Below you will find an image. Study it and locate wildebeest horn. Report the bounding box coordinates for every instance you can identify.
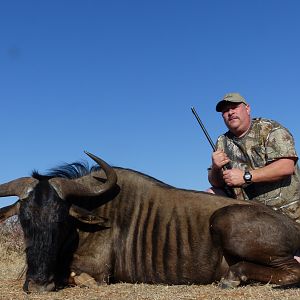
[0,201,21,222]
[49,151,117,199]
[0,177,38,199]
[0,177,38,222]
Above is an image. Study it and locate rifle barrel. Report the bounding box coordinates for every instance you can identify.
[191,106,236,198]
[191,107,216,151]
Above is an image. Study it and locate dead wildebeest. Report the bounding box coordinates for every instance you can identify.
[1,151,300,292]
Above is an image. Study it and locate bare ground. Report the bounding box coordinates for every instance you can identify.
[0,219,300,300]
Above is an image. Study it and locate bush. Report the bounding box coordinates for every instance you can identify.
[0,216,24,256]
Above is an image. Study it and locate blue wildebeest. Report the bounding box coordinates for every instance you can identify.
[1,152,300,292]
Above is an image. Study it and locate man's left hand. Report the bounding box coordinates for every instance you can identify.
[222,168,245,187]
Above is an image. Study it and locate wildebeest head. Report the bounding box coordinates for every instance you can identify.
[0,151,117,292]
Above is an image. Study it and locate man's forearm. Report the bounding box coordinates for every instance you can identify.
[251,158,296,183]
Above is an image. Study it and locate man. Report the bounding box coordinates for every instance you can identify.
[208,92,300,222]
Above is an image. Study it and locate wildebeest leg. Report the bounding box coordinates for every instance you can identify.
[71,230,115,284]
[210,204,300,288]
[71,253,113,284]
[220,260,300,288]
[69,272,98,288]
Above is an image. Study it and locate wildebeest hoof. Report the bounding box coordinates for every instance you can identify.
[73,272,98,288]
[219,278,240,289]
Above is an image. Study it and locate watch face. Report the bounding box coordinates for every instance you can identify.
[244,171,252,183]
[245,173,251,180]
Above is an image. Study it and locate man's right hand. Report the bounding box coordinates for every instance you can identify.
[212,150,231,170]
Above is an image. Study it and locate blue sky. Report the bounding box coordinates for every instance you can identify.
[1,0,300,207]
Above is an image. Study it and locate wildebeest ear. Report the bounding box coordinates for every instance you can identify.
[69,204,110,227]
[0,201,20,223]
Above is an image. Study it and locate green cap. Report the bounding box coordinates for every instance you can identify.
[216,93,248,112]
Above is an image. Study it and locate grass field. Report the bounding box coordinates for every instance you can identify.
[0,218,299,300]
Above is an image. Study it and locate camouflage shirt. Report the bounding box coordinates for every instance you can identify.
[216,118,300,222]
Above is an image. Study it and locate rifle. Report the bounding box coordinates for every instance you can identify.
[191,106,236,199]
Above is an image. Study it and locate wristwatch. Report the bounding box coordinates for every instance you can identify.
[243,170,252,184]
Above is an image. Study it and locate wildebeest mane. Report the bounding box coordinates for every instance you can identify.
[32,161,175,190]
[32,161,101,180]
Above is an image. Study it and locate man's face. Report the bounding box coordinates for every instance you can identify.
[221,102,251,137]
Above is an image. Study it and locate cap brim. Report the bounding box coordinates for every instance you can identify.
[216,100,245,112]
[216,100,226,112]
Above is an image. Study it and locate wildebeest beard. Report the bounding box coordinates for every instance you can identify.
[19,180,79,292]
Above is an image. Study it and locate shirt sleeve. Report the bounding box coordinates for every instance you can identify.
[215,136,225,151]
[265,127,298,163]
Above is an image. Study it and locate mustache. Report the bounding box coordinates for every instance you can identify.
[228,116,239,121]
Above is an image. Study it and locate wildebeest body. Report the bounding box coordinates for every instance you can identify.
[1,152,300,292]
[72,168,236,285]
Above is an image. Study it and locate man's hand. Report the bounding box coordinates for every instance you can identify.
[209,149,244,189]
[212,150,230,169]
[222,168,245,187]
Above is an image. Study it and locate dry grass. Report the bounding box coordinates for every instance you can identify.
[0,219,300,300]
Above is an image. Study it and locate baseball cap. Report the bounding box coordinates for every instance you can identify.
[216,93,248,112]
